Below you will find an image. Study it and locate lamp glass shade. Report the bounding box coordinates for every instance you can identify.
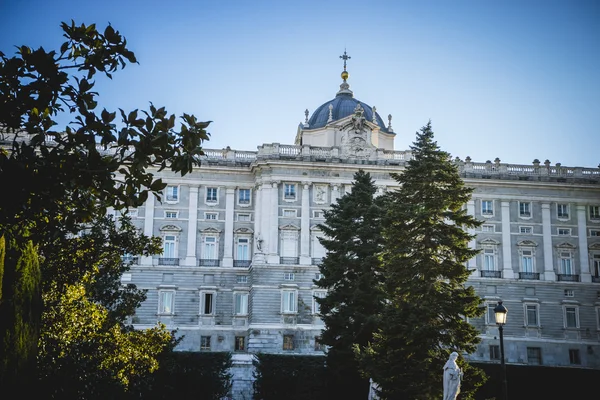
[494,301,508,325]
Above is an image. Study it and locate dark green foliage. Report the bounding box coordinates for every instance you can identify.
[0,233,41,396]
[253,354,329,400]
[132,351,232,400]
[358,122,486,399]
[315,169,386,399]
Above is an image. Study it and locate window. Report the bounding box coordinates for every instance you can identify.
[205,187,218,203]
[165,211,178,219]
[590,229,600,237]
[280,230,299,259]
[205,212,218,220]
[525,304,539,327]
[486,303,497,324]
[519,202,532,218]
[235,336,246,352]
[564,306,579,328]
[593,255,600,278]
[520,226,533,234]
[283,334,294,350]
[203,236,217,260]
[564,289,575,297]
[200,336,211,351]
[124,208,138,218]
[315,273,324,281]
[236,275,248,284]
[284,272,295,281]
[313,210,325,219]
[569,349,581,365]
[234,292,249,315]
[557,228,571,236]
[481,200,494,216]
[166,185,178,202]
[281,290,297,313]
[527,347,542,365]
[313,291,326,314]
[559,252,573,275]
[482,225,495,233]
[158,290,174,314]
[283,209,297,218]
[489,345,500,360]
[163,235,176,258]
[236,237,250,261]
[557,204,569,219]
[238,188,251,205]
[284,183,296,200]
[590,205,600,220]
[237,213,251,222]
[483,248,496,271]
[315,336,325,351]
[201,292,215,315]
[521,249,534,273]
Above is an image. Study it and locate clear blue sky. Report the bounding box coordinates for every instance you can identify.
[1,0,599,167]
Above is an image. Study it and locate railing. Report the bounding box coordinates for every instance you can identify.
[233,260,251,268]
[311,258,323,266]
[592,276,600,283]
[481,270,502,278]
[199,259,220,267]
[121,256,139,265]
[280,257,299,265]
[158,258,179,266]
[557,274,580,282]
[519,272,540,280]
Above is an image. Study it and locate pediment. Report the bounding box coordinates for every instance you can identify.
[555,242,576,249]
[200,227,222,233]
[159,224,182,232]
[589,242,600,250]
[517,240,538,247]
[479,238,500,245]
[234,227,254,234]
[279,224,300,231]
[310,224,324,231]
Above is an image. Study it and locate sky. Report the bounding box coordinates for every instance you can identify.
[1,0,599,168]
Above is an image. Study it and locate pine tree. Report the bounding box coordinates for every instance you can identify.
[358,122,486,399]
[316,169,386,399]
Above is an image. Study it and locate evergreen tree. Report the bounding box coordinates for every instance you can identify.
[357,122,486,399]
[316,169,386,399]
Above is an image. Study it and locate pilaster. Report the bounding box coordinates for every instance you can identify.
[300,182,311,265]
[183,186,199,266]
[501,201,514,279]
[268,181,280,264]
[577,205,591,282]
[222,187,235,267]
[466,200,477,270]
[541,203,556,281]
[141,193,155,265]
[330,184,340,205]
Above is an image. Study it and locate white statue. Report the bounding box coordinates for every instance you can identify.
[255,233,264,252]
[368,378,380,400]
[443,352,463,400]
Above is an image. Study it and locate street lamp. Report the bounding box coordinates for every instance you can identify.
[494,301,508,400]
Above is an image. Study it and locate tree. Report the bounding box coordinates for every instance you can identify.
[315,169,386,399]
[37,215,177,399]
[357,121,486,399]
[0,20,211,390]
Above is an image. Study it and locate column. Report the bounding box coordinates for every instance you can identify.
[541,203,556,281]
[500,201,514,279]
[577,205,591,282]
[183,186,199,266]
[268,181,280,264]
[300,182,311,265]
[466,200,477,270]
[141,193,155,265]
[222,187,235,267]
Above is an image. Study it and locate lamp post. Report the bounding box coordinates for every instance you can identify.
[494,301,508,400]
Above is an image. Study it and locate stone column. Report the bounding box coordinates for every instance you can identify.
[268,181,280,264]
[222,187,235,267]
[141,193,155,265]
[300,182,311,265]
[500,201,514,279]
[577,205,591,282]
[466,200,477,270]
[541,203,556,281]
[183,186,199,266]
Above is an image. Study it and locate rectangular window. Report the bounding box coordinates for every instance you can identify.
[557,204,569,219]
[205,212,218,220]
[165,211,178,219]
[590,206,600,220]
[238,188,251,205]
[203,237,217,259]
[237,213,251,222]
[565,306,579,328]
[313,210,325,219]
[560,252,573,275]
[163,235,176,258]
[315,272,324,281]
[235,336,246,352]
[521,250,533,273]
[284,272,295,281]
[564,289,575,297]
[236,238,250,261]
[486,303,496,324]
[593,255,600,277]
[489,345,500,360]
[313,291,326,314]
[206,187,218,203]
[200,336,211,351]
[525,304,539,327]
[481,200,494,216]
[569,349,581,365]
[590,230,600,237]
[284,183,296,200]
[281,290,297,313]
[236,275,248,284]
[482,225,495,232]
[201,292,215,315]
[283,334,294,350]
[520,226,533,234]
[483,248,495,271]
[557,228,571,236]
[125,209,138,218]
[283,209,297,218]
[234,293,249,315]
[519,202,532,218]
[166,185,178,202]
[527,347,542,365]
[159,290,174,314]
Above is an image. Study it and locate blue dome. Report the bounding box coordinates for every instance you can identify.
[307,93,392,133]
